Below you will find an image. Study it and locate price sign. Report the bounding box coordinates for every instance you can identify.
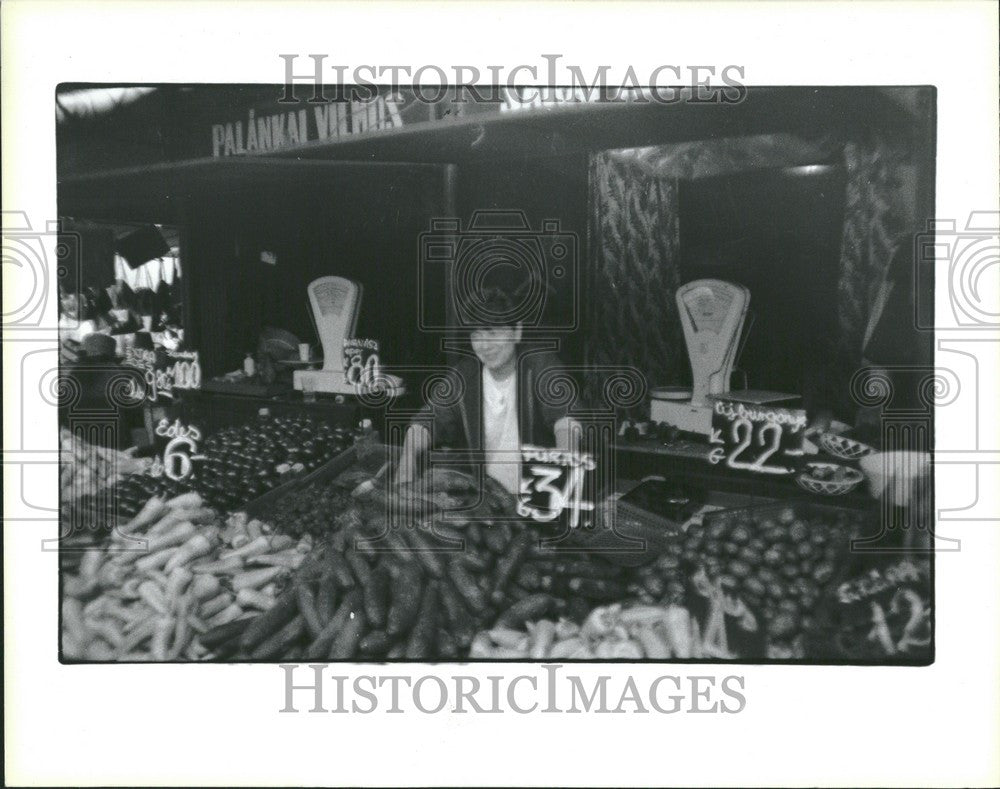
[124,348,201,403]
[343,338,380,388]
[517,446,597,529]
[829,558,931,657]
[149,418,205,482]
[708,399,807,474]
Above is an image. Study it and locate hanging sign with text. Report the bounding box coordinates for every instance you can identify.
[708,398,807,475]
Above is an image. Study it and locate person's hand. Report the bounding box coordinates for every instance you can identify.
[554,417,582,453]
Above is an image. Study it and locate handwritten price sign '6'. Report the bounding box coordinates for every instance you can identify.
[150,418,205,482]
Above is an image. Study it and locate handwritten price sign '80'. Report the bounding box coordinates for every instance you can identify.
[708,399,807,475]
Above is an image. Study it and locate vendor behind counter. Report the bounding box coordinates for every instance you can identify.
[59,333,146,450]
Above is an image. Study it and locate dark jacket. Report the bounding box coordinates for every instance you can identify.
[420,346,571,452]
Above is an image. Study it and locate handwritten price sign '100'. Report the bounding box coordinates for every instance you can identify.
[125,349,201,403]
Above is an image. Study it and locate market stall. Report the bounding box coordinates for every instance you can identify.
[57,85,935,664]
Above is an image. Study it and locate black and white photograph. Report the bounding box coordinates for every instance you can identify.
[4,1,998,786]
[54,83,937,665]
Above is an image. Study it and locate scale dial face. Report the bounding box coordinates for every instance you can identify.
[681,284,735,335]
[314,279,354,318]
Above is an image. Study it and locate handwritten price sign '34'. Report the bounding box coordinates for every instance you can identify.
[517,446,596,529]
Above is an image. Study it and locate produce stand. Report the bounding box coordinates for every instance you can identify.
[57,85,934,665]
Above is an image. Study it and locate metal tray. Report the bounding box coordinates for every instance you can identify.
[242,435,390,518]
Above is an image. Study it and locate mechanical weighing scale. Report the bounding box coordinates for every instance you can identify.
[651,279,797,436]
[293,276,405,397]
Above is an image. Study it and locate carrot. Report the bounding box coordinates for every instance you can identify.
[167,597,192,659]
[232,566,286,592]
[164,533,215,573]
[200,591,234,619]
[206,603,244,628]
[247,551,306,570]
[189,574,221,601]
[186,614,209,634]
[85,618,124,650]
[121,495,166,533]
[296,535,314,554]
[115,615,159,657]
[97,561,130,589]
[237,588,276,611]
[268,534,295,552]
[135,547,176,574]
[79,549,105,582]
[529,620,556,660]
[137,580,168,614]
[165,567,194,604]
[218,535,271,562]
[166,491,203,510]
[191,556,243,575]
[145,521,197,554]
[150,616,175,660]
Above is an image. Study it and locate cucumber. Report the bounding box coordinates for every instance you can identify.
[448,559,488,613]
[251,615,305,660]
[386,564,423,636]
[363,565,391,629]
[404,582,440,659]
[328,609,367,660]
[237,588,298,651]
[496,594,557,629]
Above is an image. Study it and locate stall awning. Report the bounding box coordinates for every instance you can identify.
[57,157,445,224]
[57,86,917,224]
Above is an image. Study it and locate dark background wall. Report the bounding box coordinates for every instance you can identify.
[182,164,451,379]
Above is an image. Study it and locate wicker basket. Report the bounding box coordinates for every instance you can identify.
[796,463,864,496]
[819,432,875,461]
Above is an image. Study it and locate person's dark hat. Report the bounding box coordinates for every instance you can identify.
[132,332,154,351]
[82,333,117,360]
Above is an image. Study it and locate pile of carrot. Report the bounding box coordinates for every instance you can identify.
[470,602,705,660]
[59,428,148,502]
[61,493,311,661]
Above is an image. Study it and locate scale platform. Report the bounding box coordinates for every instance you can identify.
[650,280,798,436]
